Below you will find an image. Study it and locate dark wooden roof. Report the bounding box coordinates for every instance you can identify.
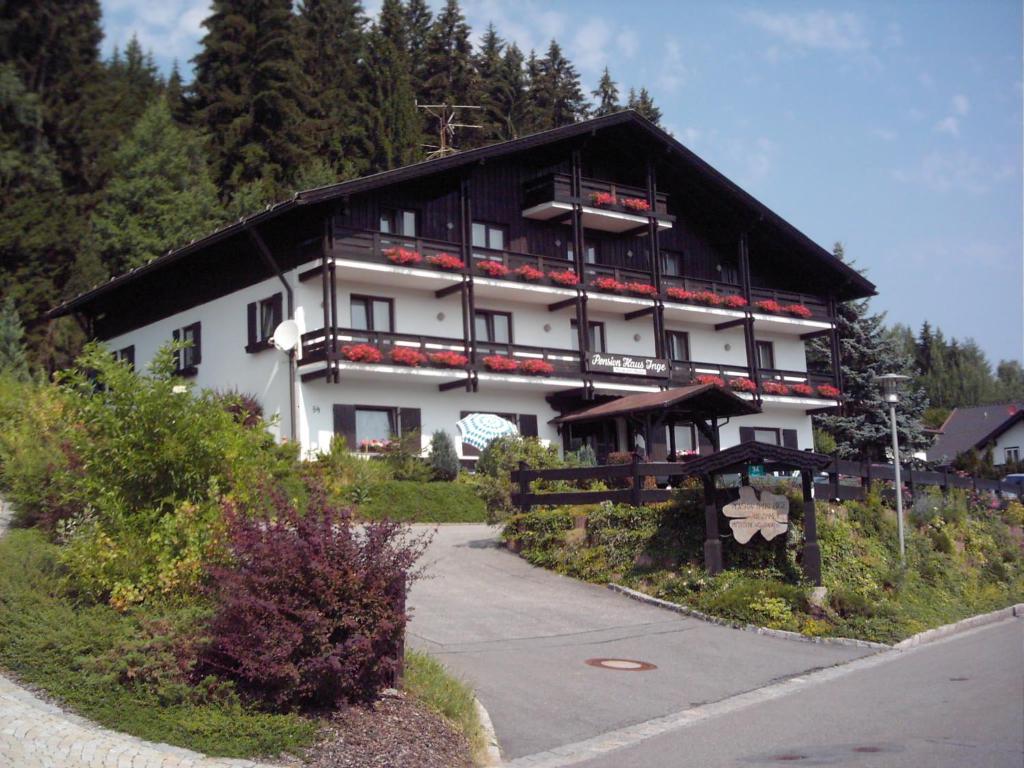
[551,383,759,425]
[48,110,876,320]
[926,403,1024,464]
[682,441,832,476]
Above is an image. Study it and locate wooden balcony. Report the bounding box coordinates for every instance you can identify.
[522,173,673,234]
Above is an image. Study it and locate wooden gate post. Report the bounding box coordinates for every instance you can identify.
[517,460,531,512]
[800,470,822,586]
[630,451,642,506]
[702,475,723,575]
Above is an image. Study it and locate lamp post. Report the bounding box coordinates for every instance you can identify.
[875,373,910,562]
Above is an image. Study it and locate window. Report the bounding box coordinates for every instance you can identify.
[472,221,507,251]
[1006,447,1020,464]
[667,424,696,454]
[666,331,690,362]
[246,293,283,352]
[350,295,393,332]
[756,340,776,370]
[753,427,781,445]
[661,251,683,277]
[570,320,606,353]
[355,407,395,446]
[567,240,598,264]
[334,404,421,451]
[113,345,135,369]
[380,208,417,236]
[474,310,512,344]
[172,322,201,374]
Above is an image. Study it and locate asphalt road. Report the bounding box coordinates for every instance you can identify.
[405,524,876,761]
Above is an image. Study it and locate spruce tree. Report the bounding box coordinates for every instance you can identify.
[404,0,434,95]
[191,0,313,197]
[0,294,31,381]
[429,429,460,480]
[165,61,189,124]
[421,0,481,148]
[91,100,224,275]
[592,67,621,117]
[627,86,662,126]
[530,41,589,130]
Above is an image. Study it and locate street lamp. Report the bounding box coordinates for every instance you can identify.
[875,373,910,562]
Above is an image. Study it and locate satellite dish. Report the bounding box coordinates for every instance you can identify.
[271,319,300,352]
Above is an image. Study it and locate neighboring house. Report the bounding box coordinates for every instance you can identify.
[927,403,1024,468]
[48,111,875,462]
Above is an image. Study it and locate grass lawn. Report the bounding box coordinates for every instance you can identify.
[404,650,486,759]
[356,480,487,523]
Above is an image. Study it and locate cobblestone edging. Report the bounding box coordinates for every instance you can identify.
[0,501,284,768]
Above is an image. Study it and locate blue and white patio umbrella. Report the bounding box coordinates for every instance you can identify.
[456,413,519,451]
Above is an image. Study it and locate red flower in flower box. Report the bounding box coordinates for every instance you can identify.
[520,359,555,376]
[755,299,783,314]
[722,295,748,309]
[728,377,757,392]
[696,374,725,388]
[783,303,813,319]
[591,276,625,292]
[666,287,695,302]
[476,260,510,278]
[383,246,423,266]
[547,269,580,286]
[515,265,545,281]
[817,384,841,398]
[340,343,383,363]
[590,191,618,208]
[790,383,815,397]
[762,381,791,396]
[429,350,469,368]
[483,355,519,373]
[621,197,652,212]
[427,253,465,271]
[390,347,428,367]
[691,290,724,306]
[623,282,658,297]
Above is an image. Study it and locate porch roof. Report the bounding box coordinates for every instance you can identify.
[681,440,832,476]
[551,383,759,425]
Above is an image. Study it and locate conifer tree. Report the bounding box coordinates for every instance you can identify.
[191,0,313,197]
[530,41,589,130]
[592,67,621,117]
[91,100,224,275]
[421,0,481,147]
[165,61,189,124]
[404,0,434,95]
[627,86,662,126]
[0,294,31,381]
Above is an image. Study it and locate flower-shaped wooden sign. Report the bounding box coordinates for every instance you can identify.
[722,486,789,544]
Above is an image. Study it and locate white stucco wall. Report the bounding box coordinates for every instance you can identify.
[994,421,1024,465]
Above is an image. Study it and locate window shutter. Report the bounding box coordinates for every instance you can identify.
[782,429,799,449]
[271,293,284,328]
[739,427,756,443]
[398,407,421,438]
[333,405,356,449]
[124,346,135,369]
[518,414,538,437]
[192,323,202,365]
[648,424,668,461]
[247,302,257,348]
[172,329,181,370]
[697,429,714,455]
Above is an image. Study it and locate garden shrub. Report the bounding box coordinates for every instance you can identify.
[198,485,428,710]
[428,430,461,481]
[473,435,568,521]
[355,480,487,522]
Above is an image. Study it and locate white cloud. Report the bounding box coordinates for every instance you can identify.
[657,39,689,92]
[739,9,870,52]
[571,19,614,73]
[870,128,898,142]
[934,116,960,137]
[891,150,1010,196]
[101,0,211,68]
[952,93,970,116]
[933,94,971,137]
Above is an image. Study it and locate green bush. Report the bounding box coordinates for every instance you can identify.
[356,480,487,522]
[429,430,461,481]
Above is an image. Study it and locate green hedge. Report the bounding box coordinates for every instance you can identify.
[356,480,487,523]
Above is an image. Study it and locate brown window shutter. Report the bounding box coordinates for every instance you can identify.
[247,302,257,347]
[124,346,135,369]
[518,414,538,437]
[398,407,421,438]
[189,322,202,365]
[333,405,356,449]
[739,427,755,443]
[271,293,284,327]
[782,429,799,449]
[648,424,668,461]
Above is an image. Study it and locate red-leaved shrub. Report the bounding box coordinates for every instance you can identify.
[199,486,428,710]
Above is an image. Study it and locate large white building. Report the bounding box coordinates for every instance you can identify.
[51,113,874,462]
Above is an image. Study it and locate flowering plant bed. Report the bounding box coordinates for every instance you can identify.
[428,350,469,368]
[817,384,841,398]
[696,374,725,388]
[390,347,428,367]
[591,276,625,292]
[622,282,658,297]
[721,295,749,309]
[761,381,791,396]
[784,303,813,319]
[666,287,747,309]
[547,269,581,287]
[728,377,757,393]
[427,253,465,271]
[589,191,618,208]
[790,383,815,397]
[482,355,520,373]
[383,247,423,266]
[359,438,392,452]
[754,299,783,314]
[519,359,555,376]
[515,265,545,281]
[621,197,651,212]
[476,260,510,278]
[340,343,383,363]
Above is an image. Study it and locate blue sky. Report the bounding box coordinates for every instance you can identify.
[100,0,1024,365]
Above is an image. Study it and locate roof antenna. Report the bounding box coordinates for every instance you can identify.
[417,102,482,160]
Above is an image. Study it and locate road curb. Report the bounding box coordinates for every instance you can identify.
[474,696,502,766]
[893,603,1024,649]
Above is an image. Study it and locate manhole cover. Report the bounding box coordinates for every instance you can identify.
[948,676,970,682]
[584,658,657,671]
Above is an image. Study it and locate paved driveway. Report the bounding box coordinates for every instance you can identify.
[406,524,876,762]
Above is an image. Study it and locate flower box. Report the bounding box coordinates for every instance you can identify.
[623,281,658,297]
[621,197,651,213]
[817,384,841,398]
[476,260,510,278]
[589,191,618,208]
[483,355,519,373]
[390,347,427,367]
[728,377,757,393]
[696,374,725,388]
[790,383,815,397]
[515,265,545,282]
[520,359,555,376]
[591,276,625,292]
[429,350,468,368]
[784,303,813,319]
[340,343,383,363]
[721,295,748,309]
[547,269,581,287]
[754,299,783,314]
[359,438,391,452]
[384,246,423,266]
[762,381,791,396]
[427,253,465,271]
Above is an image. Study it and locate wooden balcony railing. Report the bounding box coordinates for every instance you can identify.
[750,287,830,321]
[331,226,468,273]
[583,262,654,288]
[523,173,669,215]
[301,327,468,366]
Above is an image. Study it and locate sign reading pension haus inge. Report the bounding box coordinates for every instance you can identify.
[722,486,789,544]
[586,352,669,378]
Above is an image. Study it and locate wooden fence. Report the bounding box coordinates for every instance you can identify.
[511,454,1024,510]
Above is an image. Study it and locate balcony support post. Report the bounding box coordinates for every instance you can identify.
[570,149,585,279]
[459,173,478,376]
[576,293,589,374]
[828,295,843,395]
[321,216,331,362]
[647,159,664,359]
[328,251,339,383]
[654,301,666,360]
